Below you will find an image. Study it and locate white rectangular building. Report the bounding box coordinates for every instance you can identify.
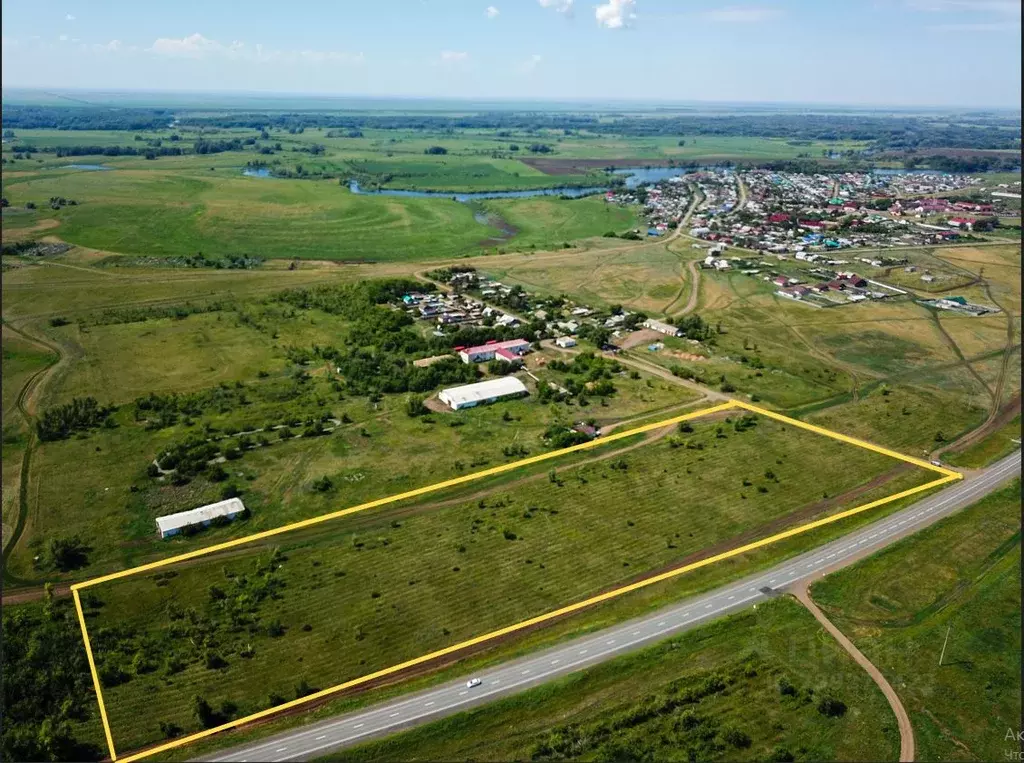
[642,318,681,337]
[554,336,577,348]
[156,497,247,539]
[438,377,528,410]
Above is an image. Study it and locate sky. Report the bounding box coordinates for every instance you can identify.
[1,0,1021,108]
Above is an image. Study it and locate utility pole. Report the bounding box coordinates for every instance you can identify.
[938,625,951,666]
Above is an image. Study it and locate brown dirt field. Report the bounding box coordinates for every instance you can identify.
[423,395,455,414]
[521,157,679,176]
[619,328,664,350]
[666,350,707,362]
[1,218,60,242]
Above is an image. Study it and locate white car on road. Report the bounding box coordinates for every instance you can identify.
[466,678,482,689]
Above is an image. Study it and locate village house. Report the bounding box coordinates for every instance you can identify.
[458,339,531,364]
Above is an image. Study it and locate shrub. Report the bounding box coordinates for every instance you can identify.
[47,536,90,572]
[723,727,751,748]
[312,475,334,493]
[158,721,181,739]
[817,694,847,718]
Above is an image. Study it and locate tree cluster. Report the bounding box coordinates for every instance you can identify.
[36,397,117,441]
[2,597,103,761]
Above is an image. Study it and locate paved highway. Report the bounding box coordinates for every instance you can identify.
[208,451,1020,763]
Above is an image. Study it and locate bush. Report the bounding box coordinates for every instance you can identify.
[47,536,90,572]
[817,694,847,717]
[722,727,751,748]
[405,395,428,417]
[312,475,334,493]
[158,720,182,739]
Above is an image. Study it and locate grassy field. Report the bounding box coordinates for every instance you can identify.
[329,597,898,763]
[6,296,698,581]
[480,239,685,313]
[84,413,928,751]
[945,415,1021,468]
[1,326,56,428]
[812,480,1021,762]
[2,121,1020,763]
[1,168,643,262]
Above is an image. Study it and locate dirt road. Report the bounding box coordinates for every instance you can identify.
[792,582,915,763]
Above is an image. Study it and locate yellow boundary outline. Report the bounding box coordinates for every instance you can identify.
[70,401,961,761]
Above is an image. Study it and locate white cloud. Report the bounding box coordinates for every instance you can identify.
[59,34,69,42]
[539,0,574,15]
[486,5,500,18]
[65,13,76,21]
[595,0,636,28]
[703,6,781,22]
[149,33,242,57]
[518,53,543,72]
[440,50,469,63]
[146,33,362,65]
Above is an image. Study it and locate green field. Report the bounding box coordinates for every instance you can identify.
[1,168,640,262]
[812,480,1021,762]
[330,597,899,763]
[2,105,1021,763]
[319,478,1022,763]
[85,413,929,751]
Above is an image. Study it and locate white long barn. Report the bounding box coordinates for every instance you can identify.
[438,377,528,410]
[156,497,247,538]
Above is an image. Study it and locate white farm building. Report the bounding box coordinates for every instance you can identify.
[438,377,528,411]
[156,497,247,539]
[642,318,681,337]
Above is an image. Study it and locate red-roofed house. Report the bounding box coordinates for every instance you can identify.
[459,339,531,364]
[494,347,523,365]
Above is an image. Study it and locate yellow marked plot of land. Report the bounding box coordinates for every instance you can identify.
[71,401,960,761]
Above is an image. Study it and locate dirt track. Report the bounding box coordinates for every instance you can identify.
[792,583,915,762]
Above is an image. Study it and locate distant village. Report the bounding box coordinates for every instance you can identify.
[605,168,1014,311]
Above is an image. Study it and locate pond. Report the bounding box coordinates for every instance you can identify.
[63,164,111,171]
[242,167,272,178]
[612,167,694,187]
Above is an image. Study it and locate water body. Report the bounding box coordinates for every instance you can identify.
[242,167,272,177]
[63,164,111,171]
[346,180,607,202]
[612,166,694,186]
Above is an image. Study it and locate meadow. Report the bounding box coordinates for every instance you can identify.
[2,111,1020,763]
[331,597,898,763]
[480,239,686,313]
[84,413,929,752]
[812,479,1021,762]
[5,269,706,581]
[1,168,641,262]
[321,479,1022,763]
